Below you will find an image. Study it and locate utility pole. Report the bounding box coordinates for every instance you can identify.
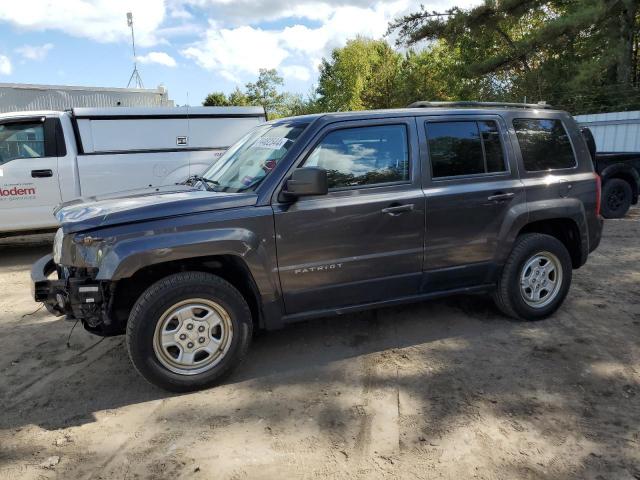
[126,12,144,89]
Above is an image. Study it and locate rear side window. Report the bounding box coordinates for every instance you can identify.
[513,118,576,171]
[304,124,409,189]
[425,120,506,178]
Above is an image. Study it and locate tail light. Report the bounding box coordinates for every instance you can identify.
[595,174,602,217]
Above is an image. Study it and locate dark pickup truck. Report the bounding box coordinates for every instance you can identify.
[32,102,603,392]
[580,127,639,218]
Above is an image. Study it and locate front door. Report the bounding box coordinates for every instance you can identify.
[273,119,425,314]
[0,118,62,232]
[417,114,526,290]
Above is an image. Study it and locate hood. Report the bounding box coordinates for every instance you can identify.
[56,185,258,233]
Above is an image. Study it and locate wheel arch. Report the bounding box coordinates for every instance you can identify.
[517,217,583,268]
[112,254,265,332]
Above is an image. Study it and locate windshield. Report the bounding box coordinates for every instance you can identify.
[200,122,307,192]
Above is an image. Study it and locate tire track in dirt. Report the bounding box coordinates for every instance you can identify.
[351,311,401,474]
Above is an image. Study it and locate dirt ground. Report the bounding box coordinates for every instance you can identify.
[0,209,639,480]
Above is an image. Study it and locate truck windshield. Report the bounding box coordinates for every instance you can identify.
[201,122,307,192]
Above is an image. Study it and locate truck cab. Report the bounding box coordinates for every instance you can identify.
[31,103,603,392]
[0,107,266,234]
[0,111,67,232]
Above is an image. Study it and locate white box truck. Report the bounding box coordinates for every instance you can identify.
[0,106,266,234]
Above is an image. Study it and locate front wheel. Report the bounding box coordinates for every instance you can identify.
[126,272,252,392]
[493,233,572,321]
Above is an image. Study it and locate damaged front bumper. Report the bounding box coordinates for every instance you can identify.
[31,254,118,336]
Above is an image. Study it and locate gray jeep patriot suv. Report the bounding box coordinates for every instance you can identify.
[32,102,603,391]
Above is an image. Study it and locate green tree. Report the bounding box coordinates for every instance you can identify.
[245,68,285,115]
[228,87,249,106]
[202,91,230,106]
[390,0,640,113]
[202,70,319,118]
[316,37,404,111]
[397,42,495,106]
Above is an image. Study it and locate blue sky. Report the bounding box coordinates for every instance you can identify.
[0,1,476,106]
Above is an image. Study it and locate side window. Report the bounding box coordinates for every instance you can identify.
[513,118,576,171]
[426,120,506,178]
[304,124,409,189]
[0,122,45,165]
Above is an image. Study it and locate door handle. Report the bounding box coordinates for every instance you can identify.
[487,192,515,202]
[31,169,53,178]
[381,204,414,215]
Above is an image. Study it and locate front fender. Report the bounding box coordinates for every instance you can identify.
[96,227,277,300]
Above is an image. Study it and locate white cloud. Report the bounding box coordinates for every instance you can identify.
[0,0,166,47]
[15,43,53,61]
[181,1,414,81]
[0,0,483,85]
[0,55,12,75]
[182,24,289,80]
[178,0,482,25]
[282,65,311,82]
[168,5,194,20]
[137,51,178,67]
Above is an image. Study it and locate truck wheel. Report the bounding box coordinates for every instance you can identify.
[601,178,632,218]
[493,233,572,321]
[126,272,252,392]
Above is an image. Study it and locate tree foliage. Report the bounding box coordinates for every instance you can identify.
[245,69,285,114]
[203,91,231,107]
[316,37,403,111]
[203,69,317,118]
[390,0,640,113]
[204,2,640,116]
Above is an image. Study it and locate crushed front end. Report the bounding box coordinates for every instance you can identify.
[30,229,121,336]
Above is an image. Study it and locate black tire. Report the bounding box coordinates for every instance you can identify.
[493,233,572,321]
[601,178,632,219]
[126,272,252,392]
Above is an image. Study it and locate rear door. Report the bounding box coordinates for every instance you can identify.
[0,117,63,232]
[417,114,525,290]
[273,118,425,314]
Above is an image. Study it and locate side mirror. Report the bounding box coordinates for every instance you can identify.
[282,167,328,198]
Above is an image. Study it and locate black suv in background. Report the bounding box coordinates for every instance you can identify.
[32,102,603,391]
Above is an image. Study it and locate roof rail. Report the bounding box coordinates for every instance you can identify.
[407,101,554,110]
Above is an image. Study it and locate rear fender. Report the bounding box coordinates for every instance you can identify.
[495,201,529,264]
[521,199,588,264]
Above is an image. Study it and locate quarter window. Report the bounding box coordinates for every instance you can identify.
[0,122,45,165]
[304,125,409,189]
[426,120,506,178]
[513,118,576,171]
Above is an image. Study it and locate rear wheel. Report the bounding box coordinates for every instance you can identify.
[601,178,632,218]
[126,272,252,392]
[493,233,572,321]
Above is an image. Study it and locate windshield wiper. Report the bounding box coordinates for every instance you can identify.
[180,175,220,191]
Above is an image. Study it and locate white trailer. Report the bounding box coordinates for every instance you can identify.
[0,106,266,234]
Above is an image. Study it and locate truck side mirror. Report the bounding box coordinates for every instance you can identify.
[282,167,328,199]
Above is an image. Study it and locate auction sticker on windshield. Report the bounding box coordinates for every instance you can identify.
[254,137,288,150]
